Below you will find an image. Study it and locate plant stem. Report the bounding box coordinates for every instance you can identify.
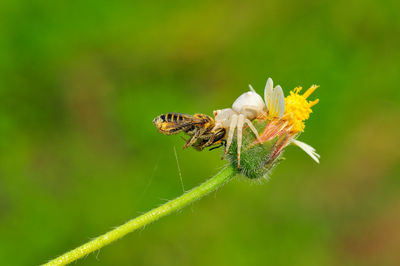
[44,165,236,266]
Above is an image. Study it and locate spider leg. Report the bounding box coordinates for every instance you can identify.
[224,114,238,156]
[236,114,245,168]
[244,118,260,139]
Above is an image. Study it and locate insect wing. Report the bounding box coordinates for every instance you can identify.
[153,113,194,135]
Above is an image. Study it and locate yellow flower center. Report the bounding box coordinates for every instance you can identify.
[284,85,319,133]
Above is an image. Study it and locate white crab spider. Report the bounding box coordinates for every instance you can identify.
[213,78,285,167]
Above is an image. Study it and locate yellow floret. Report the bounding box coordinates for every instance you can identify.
[284,85,319,133]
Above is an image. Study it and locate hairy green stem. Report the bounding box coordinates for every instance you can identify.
[44,166,236,266]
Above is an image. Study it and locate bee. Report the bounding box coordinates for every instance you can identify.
[191,127,226,151]
[153,112,226,150]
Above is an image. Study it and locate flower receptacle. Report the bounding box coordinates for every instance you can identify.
[226,120,285,179]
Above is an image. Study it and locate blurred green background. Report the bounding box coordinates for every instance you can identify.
[1,0,400,265]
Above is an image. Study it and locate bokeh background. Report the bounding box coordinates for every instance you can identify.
[1,0,400,265]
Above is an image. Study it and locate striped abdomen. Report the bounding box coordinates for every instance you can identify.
[157,113,189,123]
[153,113,194,135]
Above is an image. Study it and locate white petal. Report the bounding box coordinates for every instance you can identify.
[291,139,320,163]
[266,85,285,118]
[274,85,285,118]
[264,78,273,109]
[263,78,286,118]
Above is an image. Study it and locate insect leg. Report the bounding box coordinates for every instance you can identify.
[209,140,225,151]
[183,128,206,149]
[198,134,216,150]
